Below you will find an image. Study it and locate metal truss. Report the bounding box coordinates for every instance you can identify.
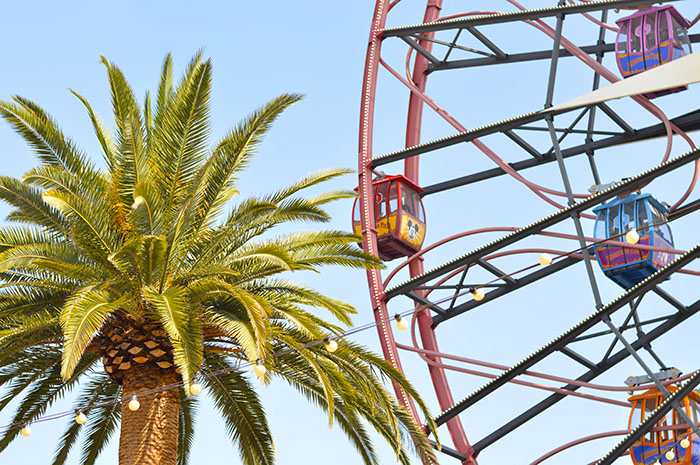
[401,33,700,72]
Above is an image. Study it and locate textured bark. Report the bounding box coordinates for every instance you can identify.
[119,364,180,465]
[100,315,175,384]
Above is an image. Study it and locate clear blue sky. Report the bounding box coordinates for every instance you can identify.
[0,1,699,464]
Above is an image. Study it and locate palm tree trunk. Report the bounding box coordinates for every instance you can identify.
[119,364,180,465]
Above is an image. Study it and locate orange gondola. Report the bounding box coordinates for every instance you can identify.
[352,174,426,261]
[628,386,700,464]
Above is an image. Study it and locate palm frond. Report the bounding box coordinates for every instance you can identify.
[0,175,70,236]
[0,352,99,454]
[202,352,274,465]
[42,189,114,254]
[61,289,125,380]
[274,358,378,464]
[151,54,211,232]
[100,56,147,229]
[177,387,197,465]
[0,97,97,179]
[247,279,356,326]
[51,373,119,465]
[144,286,202,387]
[189,93,303,233]
[265,167,354,204]
[70,89,116,169]
[154,53,174,130]
[79,383,122,465]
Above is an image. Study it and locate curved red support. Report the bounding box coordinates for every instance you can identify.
[397,343,632,408]
[397,344,698,394]
[529,430,631,465]
[400,1,478,464]
[532,424,693,465]
[357,0,424,429]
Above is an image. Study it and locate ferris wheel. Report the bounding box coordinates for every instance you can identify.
[355,1,700,464]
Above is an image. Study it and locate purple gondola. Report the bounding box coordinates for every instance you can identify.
[615,6,692,98]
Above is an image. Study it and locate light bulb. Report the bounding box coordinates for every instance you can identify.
[20,425,31,437]
[539,253,552,266]
[395,315,409,331]
[324,338,338,353]
[75,411,87,424]
[472,288,485,301]
[128,396,140,411]
[665,450,675,460]
[681,437,691,448]
[189,381,202,395]
[625,228,639,244]
[253,360,267,378]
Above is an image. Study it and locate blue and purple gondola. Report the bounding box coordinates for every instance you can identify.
[592,193,675,289]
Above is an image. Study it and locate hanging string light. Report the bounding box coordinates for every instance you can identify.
[539,253,553,266]
[649,430,697,464]
[470,287,485,301]
[395,314,409,331]
[323,337,338,353]
[625,227,640,244]
[75,411,87,425]
[20,424,31,437]
[253,359,267,378]
[128,396,140,411]
[189,380,202,395]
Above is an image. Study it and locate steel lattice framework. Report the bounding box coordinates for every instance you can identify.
[357,1,700,464]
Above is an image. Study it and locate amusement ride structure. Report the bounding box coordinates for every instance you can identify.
[355,1,700,464]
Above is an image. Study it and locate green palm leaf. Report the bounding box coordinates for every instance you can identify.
[79,385,122,465]
[177,388,197,465]
[189,93,303,233]
[203,353,274,465]
[144,286,202,387]
[0,175,70,236]
[51,372,116,465]
[0,98,96,179]
[61,290,126,379]
[70,89,116,168]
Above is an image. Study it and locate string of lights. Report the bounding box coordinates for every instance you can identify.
[0,217,696,440]
[435,217,681,302]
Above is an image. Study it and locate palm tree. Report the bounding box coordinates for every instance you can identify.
[0,52,437,465]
